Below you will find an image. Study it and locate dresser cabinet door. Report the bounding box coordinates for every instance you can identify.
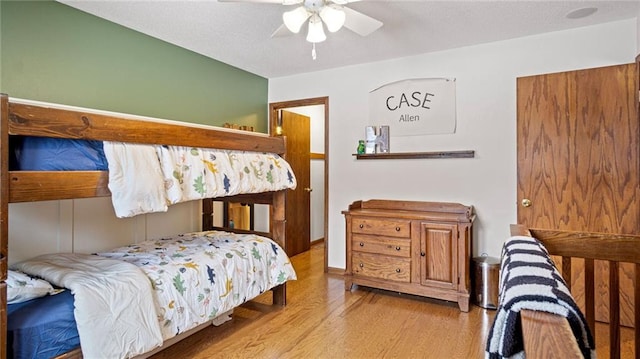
[419,222,458,290]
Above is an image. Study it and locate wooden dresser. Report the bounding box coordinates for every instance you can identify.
[343,199,475,312]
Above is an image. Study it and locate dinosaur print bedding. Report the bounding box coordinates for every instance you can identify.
[157,146,297,206]
[96,230,297,341]
[103,142,297,218]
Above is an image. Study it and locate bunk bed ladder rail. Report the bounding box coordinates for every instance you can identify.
[0,94,9,359]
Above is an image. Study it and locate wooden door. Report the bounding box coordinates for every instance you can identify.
[517,63,638,326]
[419,222,457,291]
[281,110,311,256]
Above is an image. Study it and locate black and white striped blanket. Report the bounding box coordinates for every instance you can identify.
[485,236,595,359]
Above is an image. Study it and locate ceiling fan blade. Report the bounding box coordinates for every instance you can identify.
[218,0,281,3]
[218,0,301,4]
[342,6,382,36]
[271,24,293,38]
[331,0,360,5]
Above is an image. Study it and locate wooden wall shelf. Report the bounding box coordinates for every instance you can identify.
[352,150,475,160]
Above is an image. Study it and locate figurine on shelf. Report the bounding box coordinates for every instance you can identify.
[365,126,377,154]
[357,140,366,155]
[377,125,390,153]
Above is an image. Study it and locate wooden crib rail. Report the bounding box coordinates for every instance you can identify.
[510,224,640,359]
[520,310,583,359]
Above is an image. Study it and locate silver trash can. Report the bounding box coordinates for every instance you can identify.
[472,256,500,309]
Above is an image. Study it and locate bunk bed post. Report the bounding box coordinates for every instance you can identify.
[202,198,213,230]
[0,93,8,359]
[271,190,287,306]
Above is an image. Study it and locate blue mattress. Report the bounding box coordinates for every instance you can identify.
[7,290,80,359]
[12,136,108,171]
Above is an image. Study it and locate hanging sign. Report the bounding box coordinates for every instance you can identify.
[369,78,456,136]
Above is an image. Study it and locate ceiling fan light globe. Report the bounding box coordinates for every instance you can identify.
[306,16,326,43]
[283,6,310,33]
[319,5,345,32]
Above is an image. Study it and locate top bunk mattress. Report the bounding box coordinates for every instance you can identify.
[11,136,108,171]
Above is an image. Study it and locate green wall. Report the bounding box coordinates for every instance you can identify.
[0,1,3,93]
[0,0,268,132]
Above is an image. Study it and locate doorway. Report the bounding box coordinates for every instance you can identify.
[269,97,329,272]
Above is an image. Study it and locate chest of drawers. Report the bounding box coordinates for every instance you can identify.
[343,199,475,312]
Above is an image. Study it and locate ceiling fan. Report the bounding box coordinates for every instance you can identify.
[221,0,383,59]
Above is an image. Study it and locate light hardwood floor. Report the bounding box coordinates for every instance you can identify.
[150,243,495,358]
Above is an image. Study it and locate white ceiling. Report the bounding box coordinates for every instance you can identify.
[58,0,639,78]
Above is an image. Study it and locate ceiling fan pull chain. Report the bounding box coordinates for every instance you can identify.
[312,43,317,60]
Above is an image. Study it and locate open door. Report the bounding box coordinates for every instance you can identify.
[270,97,329,272]
[281,110,311,257]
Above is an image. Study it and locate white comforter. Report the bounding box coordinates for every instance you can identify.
[13,253,163,359]
[102,142,168,217]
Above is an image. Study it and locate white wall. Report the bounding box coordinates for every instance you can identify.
[9,199,200,264]
[269,19,638,269]
[637,8,640,53]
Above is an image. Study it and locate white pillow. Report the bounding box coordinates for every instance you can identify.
[6,269,55,304]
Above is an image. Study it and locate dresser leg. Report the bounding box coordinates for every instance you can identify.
[457,296,470,312]
[344,279,353,291]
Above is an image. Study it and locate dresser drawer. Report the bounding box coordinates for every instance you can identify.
[352,217,410,238]
[352,252,411,282]
[352,234,410,257]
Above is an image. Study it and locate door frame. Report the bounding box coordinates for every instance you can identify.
[269,97,329,272]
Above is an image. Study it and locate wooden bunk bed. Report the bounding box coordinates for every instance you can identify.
[0,94,295,359]
[490,224,640,359]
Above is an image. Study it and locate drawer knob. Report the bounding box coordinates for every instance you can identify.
[395,227,400,231]
[359,224,364,229]
[359,242,364,247]
[421,251,426,257]
[395,268,401,273]
[359,263,364,268]
[395,246,401,251]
